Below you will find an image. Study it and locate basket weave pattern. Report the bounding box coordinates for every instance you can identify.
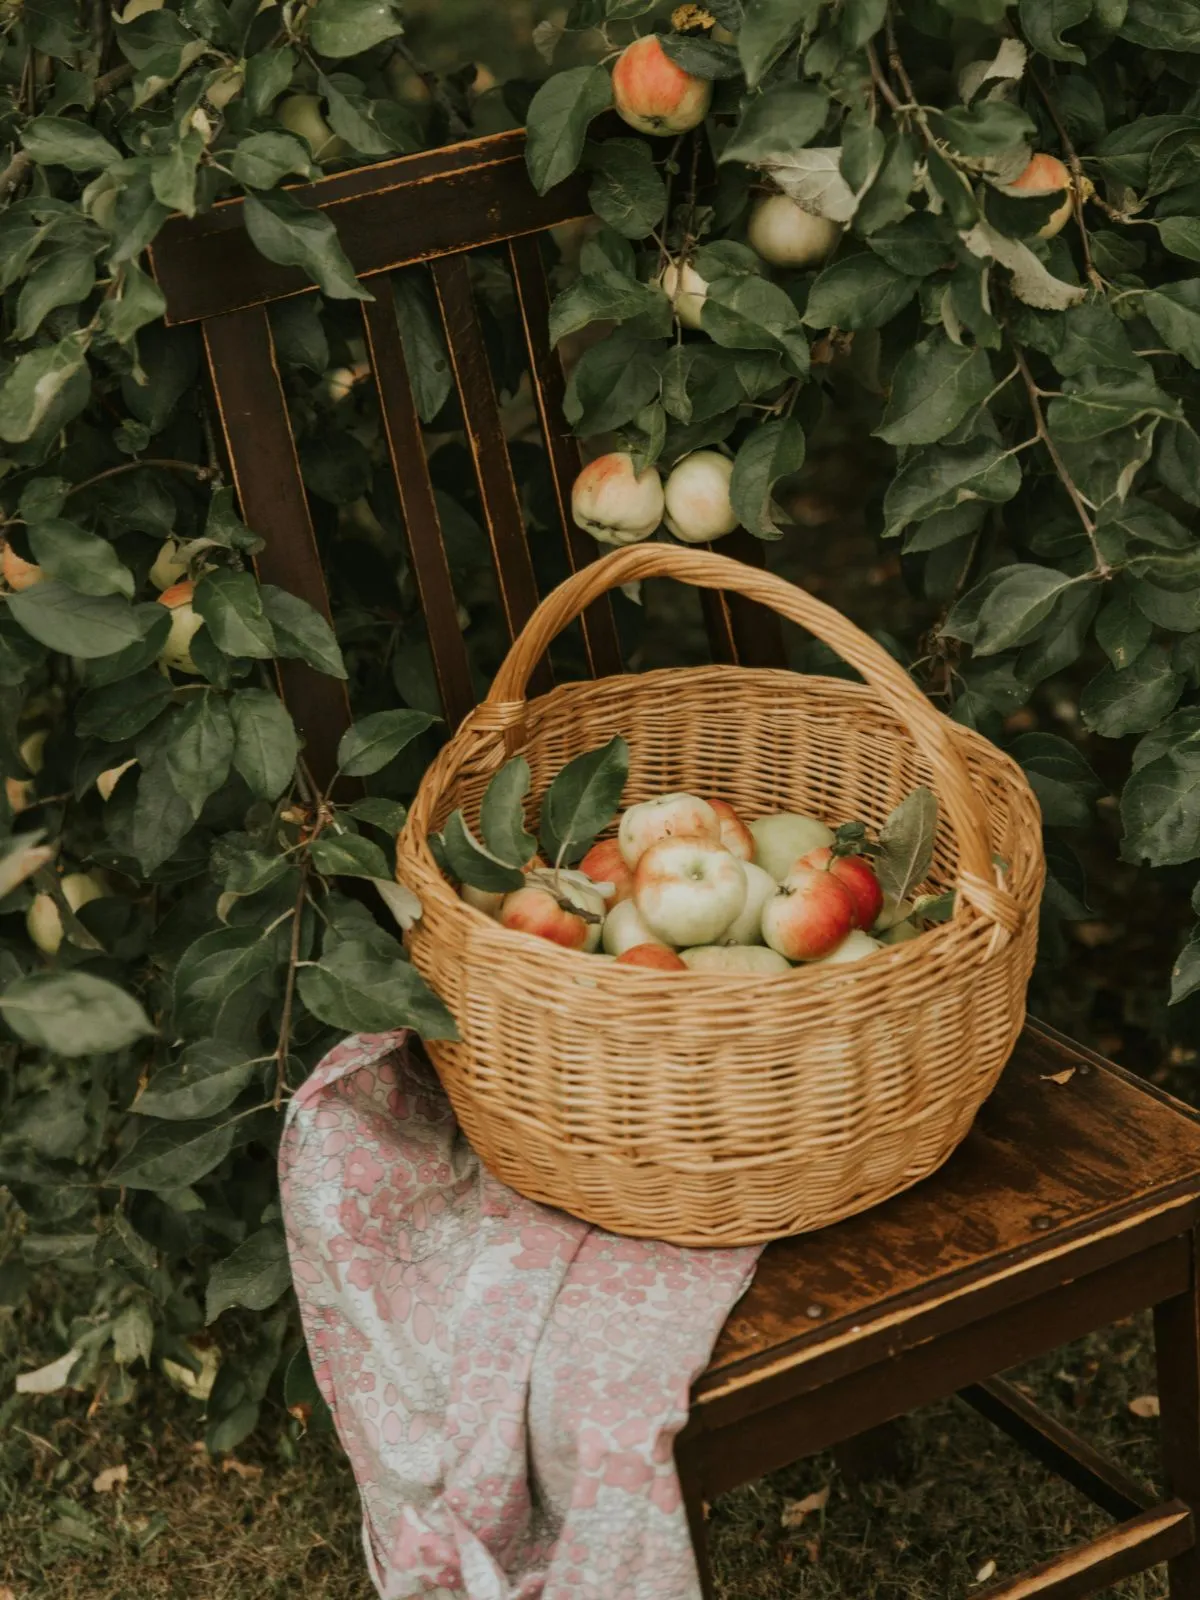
[397,546,1044,1247]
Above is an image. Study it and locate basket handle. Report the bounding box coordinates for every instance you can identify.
[482,544,1021,933]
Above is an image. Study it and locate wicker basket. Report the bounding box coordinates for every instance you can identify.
[396,544,1043,1247]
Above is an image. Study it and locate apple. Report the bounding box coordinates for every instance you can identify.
[611,35,712,136]
[615,943,688,970]
[815,929,885,965]
[1009,152,1073,239]
[462,884,505,918]
[657,258,709,330]
[571,453,664,546]
[1,543,43,591]
[761,865,855,961]
[149,539,189,591]
[680,945,791,975]
[749,812,836,882]
[96,758,137,802]
[19,729,47,775]
[799,846,884,931]
[26,871,107,956]
[277,93,347,163]
[708,797,753,861]
[618,792,721,868]
[747,195,840,268]
[500,879,605,952]
[601,896,665,957]
[157,580,204,675]
[664,451,738,544]
[719,859,777,945]
[634,836,746,947]
[578,837,635,907]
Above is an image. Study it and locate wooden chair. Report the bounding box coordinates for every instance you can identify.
[149,130,1200,1599]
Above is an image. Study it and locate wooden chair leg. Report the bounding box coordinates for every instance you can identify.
[677,1445,716,1600]
[1154,1229,1200,1600]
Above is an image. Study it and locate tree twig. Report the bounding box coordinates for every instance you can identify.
[0,150,32,205]
[1027,65,1104,293]
[389,38,468,137]
[274,869,309,1109]
[885,10,919,107]
[66,458,214,496]
[1012,342,1110,578]
[94,60,134,99]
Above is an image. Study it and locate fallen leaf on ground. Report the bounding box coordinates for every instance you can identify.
[222,1457,263,1480]
[92,1464,128,1493]
[1129,1394,1160,1418]
[15,1348,80,1395]
[974,1558,997,1583]
[781,1485,830,1528]
[1041,1067,1076,1085]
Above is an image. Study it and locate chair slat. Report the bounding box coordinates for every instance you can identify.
[204,305,351,789]
[431,252,553,697]
[150,130,591,327]
[507,233,623,679]
[361,287,477,730]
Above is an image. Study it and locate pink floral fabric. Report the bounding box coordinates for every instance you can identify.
[279,1030,761,1599]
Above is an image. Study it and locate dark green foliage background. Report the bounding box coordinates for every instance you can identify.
[3,0,1200,1451]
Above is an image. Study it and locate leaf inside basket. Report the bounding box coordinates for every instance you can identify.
[480,756,538,867]
[875,786,938,906]
[539,736,630,865]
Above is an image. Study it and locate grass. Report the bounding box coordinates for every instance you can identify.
[1,1271,1172,1599]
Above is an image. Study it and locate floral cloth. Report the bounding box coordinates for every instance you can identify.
[279,1030,761,1599]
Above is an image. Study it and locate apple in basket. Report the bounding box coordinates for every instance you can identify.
[718,860,777,946]
[618,792,721,867]
[707,798,754,861]
[578,837,634,907]
[500,874,606,953]
[634,837,747,947]
[761,864,855,962]
[602,897,665,957]
[798,846,884,931]
[615,943,688,970]
[815,929,885,965]
[680,945,791,975]
[748,812,836,882]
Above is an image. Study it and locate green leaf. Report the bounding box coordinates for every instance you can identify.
[308,831,391,879]
[933,101,1035,157]
[172,924,282,1038]
[874,786,937,905]
[245,46,296,115]
[739,0,820,87]
[439,810,525,891]
[163,695,235,813]
[0,972,153,1056]
[21,116,121,172]
[7,582,142,658]
[803,255,919,331]
[1079,645,1184,738]
[108,1119,235,1191]
[701,275,810,375]
[0,336,91,444]
[150,133,203,217]
[1170,934,1200,1005]
[1019,0,1090,62]
[729,418,805,538]
[540,735,629,864]
[1120,0,1200,51]
[525,65,613,196]
[1008,732,1102,828]
[125,756,196,873]
[1143,280,1200,367]
[1047,374,1181,441]
[347,796,407,833]
[854,129,918,235]
[1154,216,1200,265]
[243,189,369,302]
[1122,735,1200,868]
[308,0,404,56]
[193,570,276,659]
[722,83,829,166]
[883,439,1022,536]
[231,131,315,189]
[1095,585,1153,671]
[868,214,955,277]
[480,757,538,867]
[564,332,665,436]
[206,1229,290,1322]
[336,709,436,776]
[1157,421,1200,508]
[230,690,299,800]
[876,329,994,448]
[1052,300,1141,376]
[659,32,742,77]
[391,272,452,423]
[660,345,746,426]
[587,139,666,239]
[320,74,412,157]
[78,669,173,740]
[14,248,96,342]
[548,263,666,346]
[944,565,1081,655]
[28,520,133,599]
[136,1041,261,1120]
[98,260,167,345]
[297,936,458,1036]
[259,586,347,678]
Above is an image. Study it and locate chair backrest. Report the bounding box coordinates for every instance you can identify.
[148,128,785,788]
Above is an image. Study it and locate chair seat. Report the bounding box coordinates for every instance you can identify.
[694,1021,1200,1424]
